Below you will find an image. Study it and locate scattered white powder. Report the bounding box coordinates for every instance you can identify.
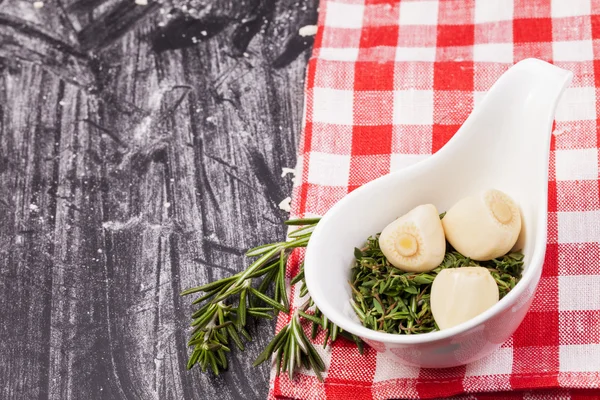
[281,167,295,178]
[298,25,318,37]
[553,128,567,136]
[33,1,44,8]
[135,0,148,5]
[278,197,291,212]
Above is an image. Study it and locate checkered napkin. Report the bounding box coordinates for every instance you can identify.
[268,0,600,398]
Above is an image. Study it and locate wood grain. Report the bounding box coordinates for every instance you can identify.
[0,0,317,398]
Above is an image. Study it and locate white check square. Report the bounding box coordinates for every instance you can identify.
[555,148,598,181]
[557,210,600,244]
[475,0,514,23]
[551,0,591,18]
[553,40,594,62]
[560,344,600,372]
[393,90,434,125]
[399,1,439,26]
[473,43,514,63]
[555,87,596,122]
[374,352,420,382]
[307,152,350,186]
[325,2,364,29]
[395,47,436,62]
[559,275,600,311]
[465,347,513,376]
[318,47,360,62]
[312,87,354,125]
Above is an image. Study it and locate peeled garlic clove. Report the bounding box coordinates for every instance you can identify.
[379,204,446,272]
[430,266,499,330]
[511,210,526,252]
[442,189,521,261]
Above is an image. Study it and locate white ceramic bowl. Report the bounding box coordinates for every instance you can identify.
[304,59,572,368]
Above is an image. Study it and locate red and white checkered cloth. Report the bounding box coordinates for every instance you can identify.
[268,0,600,398]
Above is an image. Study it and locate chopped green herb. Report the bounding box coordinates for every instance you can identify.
[350,234,523,335]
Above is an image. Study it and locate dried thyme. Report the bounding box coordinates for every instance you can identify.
[350,234,524,335]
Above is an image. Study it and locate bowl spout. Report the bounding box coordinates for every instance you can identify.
[435,58,573,195]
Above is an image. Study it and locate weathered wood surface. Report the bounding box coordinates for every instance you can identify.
[0,0,317,398]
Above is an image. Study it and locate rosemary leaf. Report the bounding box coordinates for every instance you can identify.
[240,327,252,342]
[246,242,283,257]
[290,265,304,285]
[253,326,289,366]
[278,251,290,310]
[288,225,316,238]
[191,287,222,305]
[246,310,274,319]
[181,275,239,296]
[298,310,323,326]
[284,217,322,226]
[237,289,247,329]
[248,287,287,313]
[226,324,245,351]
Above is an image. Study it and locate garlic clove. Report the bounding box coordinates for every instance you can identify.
[430,266,499,330]
[442,189,521,261]
[379,204,446,272]
[511,210,526,252]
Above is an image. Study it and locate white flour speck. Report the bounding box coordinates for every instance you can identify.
[299,25,317,37]
[278,196,292,212]
[281,167,295,178]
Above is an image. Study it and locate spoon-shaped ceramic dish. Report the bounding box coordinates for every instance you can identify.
[304,58,572,368]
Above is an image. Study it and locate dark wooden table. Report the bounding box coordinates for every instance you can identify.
[0,0,317,398]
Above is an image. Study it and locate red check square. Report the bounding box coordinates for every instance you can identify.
[433,61,475,91]
[437,24,475,47]
[592,14,600,38]
[351,125,393,155]
[513,311,559,348]
[431,123,461,153]
[513,18,553,43]
[354,61,395,91]
[360,25,399,48]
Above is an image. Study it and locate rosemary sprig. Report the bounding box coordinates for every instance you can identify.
[350,234,524,334]
[182,217,362,380]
